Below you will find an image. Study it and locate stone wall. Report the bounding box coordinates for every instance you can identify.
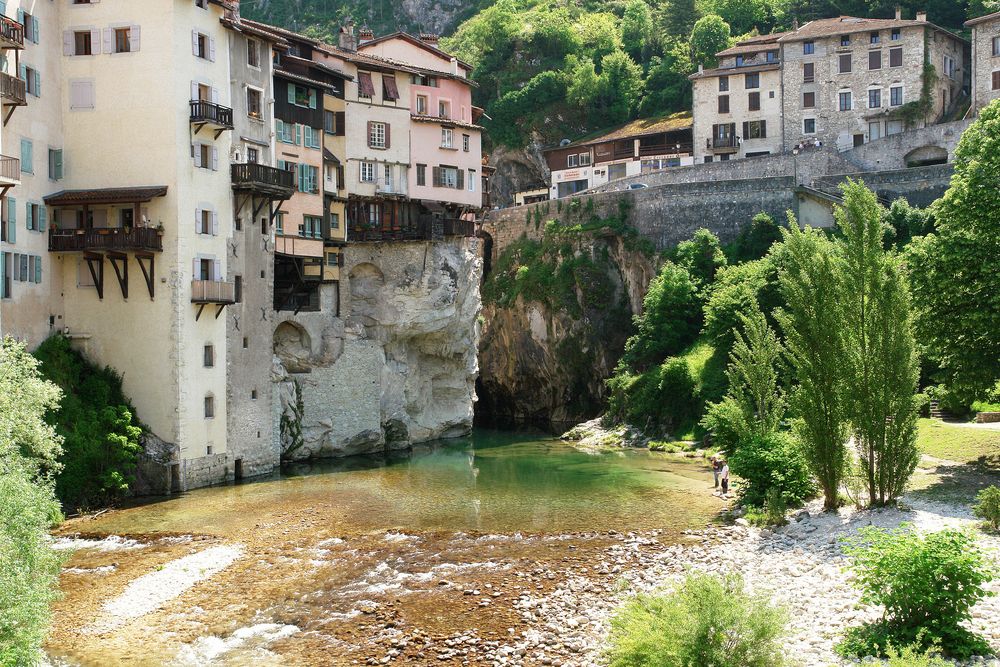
[838,119,971,170]
[813,163,955,207]
[969,14,1000,112]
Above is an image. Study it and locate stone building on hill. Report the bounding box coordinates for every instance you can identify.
[966,11,1000,112]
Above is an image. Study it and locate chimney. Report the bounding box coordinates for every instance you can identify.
[450,56,459,76]
[792,18,799,30]
[359,26,374,43]
[419,33,440,46]
[338,17,357,51]
[895,5,902,19]
[698,63,704,73]
[916,10,927,21]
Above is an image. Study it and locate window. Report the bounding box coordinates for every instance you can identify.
[275,119,295,144]
[890,85,903,106]
[368,121,386,148]
[889,47,902,67]
[48,149,63,181]
[803,62,814,82]
[868,88,881,108]
[204,345,215,368]
[748,91,760,111]
[290,84,316,108]
[869,50,882,70]
[329,212,340,230]
[579,152,591,166]
[274,211,284,234]
[304,126,320,149]
[360,161,375,182]
[994,70,1000,91]
[745,120,767,139]
[839,53,852,73]
[744,73,759,89]
[246,88,262,119]
[357,71,375,97]
[719,76,729,92]
[887,119,904,135]
[298,165,318,193]
[803,91,815,108]
[869,121,882,141]
[74,31,94,56]
[438,100,450,118]
[870,31,880,45]
[943,55,956,79]
[468,169,476,192]
[735,56,744,66]
[416,164,426,186]
[326,252,338,267]
[434,166,461,188]
[803,41,815,55]
[891,28,901,41]
[20,139,32,174]
[25,202,41,231]
[839,91,852,111]
[416,95,428,114]
[204,395,215,419]
[247,147,258,163]
[383,164,392,190]
[194,31,211,60]
[247,38,260,68]
[441,128,454,148]
[803,118,816,134]
[69,81,94,110]
[463,134,470,152]
[23,65,40,97]
[193,142,216,170]
[381,76,399,101]
[301,215,323,239]
[20,12,39,44]
[993,37,1000,57]
[114,27,132,54]
[567,154,578,168]
[197,208,213,234]
[324,110,336,133]
[766,51,777,63]
[840,35,850,46]
[410,74,439,87]
[718,95,729,113]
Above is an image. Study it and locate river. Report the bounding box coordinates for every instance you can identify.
[46,430,721,666]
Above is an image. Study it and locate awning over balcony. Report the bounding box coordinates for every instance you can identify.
[44,186,168,207]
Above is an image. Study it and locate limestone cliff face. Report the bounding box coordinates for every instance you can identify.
[477,231,656,426]
[274,239,481,460]
[488,138,550,209]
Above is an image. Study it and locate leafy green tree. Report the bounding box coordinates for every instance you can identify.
[524,6,580,64]
[660,0,701,37]
[488,71,568,147]
[690,14,732,68]
[621,0,655,61]
[883,198,934,248]
[700,0,774,35]
[837,180,920,506]
[565,55,601,109]
[0,337,64,666]
[728,212,785,263]
[908,99,1000,403]
[598,49,645,125]
[637,44,694,116]
[776,217,849,511]
[702,256,781,353]
[575,12,623,64]
[673,228,727,287]
[621,261,702,370]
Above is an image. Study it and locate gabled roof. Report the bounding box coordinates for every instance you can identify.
[221,16,290,50]
[690,62,780,80]
[357,31,473,72]
[965,10,1000,26]
[776,15,964,43]
[715,32,790,57]
[44,186,168,206]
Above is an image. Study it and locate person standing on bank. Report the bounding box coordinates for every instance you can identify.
[720,459,730,496]
[710,456,721,488]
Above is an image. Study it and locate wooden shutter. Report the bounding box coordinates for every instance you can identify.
[294,124,301,145]
[287,82,296,104]
[211,146,218,171]
[993,71,1000,91]
[195,208,203,233]
[456,169,464,190]
[193,143,202,168]
[32,16,39,43]
[385,124,391,149]
[358,71,375,97]
[760,120,767,138]
[213,259,221,282]
[742,121,749,139]
[209,36,216,62]
[33,70,39,97]
[131,25,140,52]
[366,120,374,147]
[102,28,112,54]
[335,111,345,136]
[432,166,441,187]
[191,30,199,56]
[309,89,317,109]
[39,206,46,230]
[869,50,881,70]
[337,165,344,188]
[25,201,31,230]
[8,198,14,243]
[212,211,219,236]
[382,75,399,100]
[191,81,199,101]
[63,31,73,56]
[34,255,41,284]
[192,258,200,280]
[211,87,219,103]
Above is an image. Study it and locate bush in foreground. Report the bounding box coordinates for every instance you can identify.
[884,643,950,667]
[605,573,787,667]
[838,525,995,659]
[728,432,815,509]
[973,485,1000,532]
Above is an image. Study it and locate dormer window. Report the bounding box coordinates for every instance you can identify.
[841,35,851,46]
[736,55,745,66]
[870,31,880,44]
[766,51,777,63]
[804,41,815,54]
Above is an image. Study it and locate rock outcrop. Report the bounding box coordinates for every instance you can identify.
[487,139,551,209]
[274,239,482,460]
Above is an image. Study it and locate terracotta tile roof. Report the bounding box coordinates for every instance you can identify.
[357,31,473,71]
[44,186,168,206]
[410,114,482,131]
[716,33,790,57]
[220,16,290,49]
[776,15,962,42]
[274,68,338,92]
[240,18,321,46]
[553,113,693,150]
[965,10,1000,26]
[689,62,780,80]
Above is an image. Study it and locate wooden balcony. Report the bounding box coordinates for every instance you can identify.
[231,163,295,198]
[48,228,163,253]
[190,100,234,138]
[1,73,26,107]
[709,136,740,152]
[191,279,236,304]
[638,142,694,157]
[0,154,19,185]
[0,15,24,50]
[275,234,324,259]
[443,218,476,237]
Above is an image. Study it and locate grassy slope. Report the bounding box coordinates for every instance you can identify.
[916,419,1000,465]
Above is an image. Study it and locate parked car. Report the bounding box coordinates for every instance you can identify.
[625,183,648,190]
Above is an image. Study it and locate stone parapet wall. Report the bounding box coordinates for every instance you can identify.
[813,163,955,207]
[838,120,972,170]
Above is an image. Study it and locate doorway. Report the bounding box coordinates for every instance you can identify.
[234,458,244,481]
[170,464,181,494]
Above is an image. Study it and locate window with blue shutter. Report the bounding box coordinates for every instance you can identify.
[7,197,15,243]
[308,89,317,109]
[294,124,301,146]
[39,205,46,231]
[20,139,32,173]
[34,255,41,283]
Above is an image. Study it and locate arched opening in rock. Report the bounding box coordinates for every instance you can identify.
[273,321,312,373]
[904,145,948,167]
[479,230,494,280]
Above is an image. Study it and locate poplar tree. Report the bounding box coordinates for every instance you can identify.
[775,217,849,510]
[837,180,920,506]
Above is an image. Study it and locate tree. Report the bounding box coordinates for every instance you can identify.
[638,42,694,116]
[621,261,702,370]
[883,198,934,248]
[909,99,1000,402]
[700,0,774,35]
[574,12,623,64]
[775,217,849,510]
[674,227,727,287]
[0,337,64,666]
[660,0,700,38]
[621,0,654,61]
[837,180,920,506]
[690,15,732,68]
[598,49,645,125]
[728,212,785,263]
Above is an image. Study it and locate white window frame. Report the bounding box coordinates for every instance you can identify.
[246,85,263,120]
[369,121,386,149]
[579,152,591,166]
[567,154,578,168]
[441,128,454,148]
[360,161,375,183]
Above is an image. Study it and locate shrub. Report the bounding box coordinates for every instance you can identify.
[745,487,788,526]
[727,212,785,263]
[973,485,1000,532]
[884,643,949,667]
[672,228,727,287]
[926,385,972,418]
[607,357,699,430]
[620,261,701,370]
[838,525,996,659]
[727,431,815,508]
[914,393,930,418]
[605,573,787,667]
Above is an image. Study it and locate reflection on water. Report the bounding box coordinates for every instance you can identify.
[91,429,714,536]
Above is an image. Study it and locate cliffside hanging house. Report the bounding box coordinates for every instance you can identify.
[543,113,694,199]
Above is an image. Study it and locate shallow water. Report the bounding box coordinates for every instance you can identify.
[47,430,721,666]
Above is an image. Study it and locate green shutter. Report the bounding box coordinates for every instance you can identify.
[298,165,306,192]
[34,255,41,283]
[294,124,301,146]
[25,202,30,230]
[8,197,15,244]
[275,119,283,142]
[39,205,46,230]
[308,89,317,109]
[33,70,39,97]
[287,82,295,105]
[20,139,31,173]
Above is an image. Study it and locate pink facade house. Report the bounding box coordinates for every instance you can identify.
[358,33,484,218]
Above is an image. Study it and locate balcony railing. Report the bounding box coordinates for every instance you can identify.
[0,15,24,49]
[0,73,26,106]
[351,218,434,243]
[191,279,236,304]
[0,154,19,183]
[48,227,163,253]
[710,136,740,150]
[190,100,234,128]
[275,234,324,258]
[231,163,295,197]
[613,146,635,159]
[376,180,406,195]
[638,142,694,157]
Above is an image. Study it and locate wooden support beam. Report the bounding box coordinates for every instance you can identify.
[108,251,128,300]
[135,252,155,299]
[195,303,206,321]
[215,304,225,319]
[84,252,104,300]
[3,106,14,127]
